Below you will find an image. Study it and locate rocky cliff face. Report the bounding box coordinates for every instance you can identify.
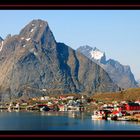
[0,19,119,101]
[77,45,138,89]
[104,59,137,89]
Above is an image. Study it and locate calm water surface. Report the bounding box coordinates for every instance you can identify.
[0,111,140,130]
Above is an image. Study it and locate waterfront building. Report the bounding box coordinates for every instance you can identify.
[124,103,140,111]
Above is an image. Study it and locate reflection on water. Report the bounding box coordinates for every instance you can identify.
[67,111,90,120]
[41,111,67,117]
[127,121,140,126]
[0,111,139,130]
[41,111,89,120]
[92,120,104,125]
[0,108,21,113]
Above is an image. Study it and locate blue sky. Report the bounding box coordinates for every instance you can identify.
[0,10,140,80]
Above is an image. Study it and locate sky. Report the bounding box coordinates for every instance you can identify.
[0,10,140,80]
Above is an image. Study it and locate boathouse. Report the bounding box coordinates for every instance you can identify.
[124,103,140,111]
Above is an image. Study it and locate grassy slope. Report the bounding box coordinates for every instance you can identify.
[92,88,140,102]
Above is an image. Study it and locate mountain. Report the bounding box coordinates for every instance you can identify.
[77,45,138,89]
[137,79,140,87]
[137,79,140,83]
[0,36,3,52]
[78,46,106,64]
[0,19,119,102]
[0,36,3,41]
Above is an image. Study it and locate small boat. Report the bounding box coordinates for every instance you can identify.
[91,114,102,120]
[117,117,130,121]
[91,111,103,120]
[107,117,112,120]
[40,106,50,112]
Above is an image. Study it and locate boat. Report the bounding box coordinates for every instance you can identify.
[39,106,50,112]
[107,117,112,120]
[117,117,130,121]
[91,111,103,120]
[91,114,102,120]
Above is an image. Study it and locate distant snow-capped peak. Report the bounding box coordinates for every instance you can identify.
[77,45,105,62]
[90,48,104,60]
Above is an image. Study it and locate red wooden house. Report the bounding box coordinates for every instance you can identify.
[124,103,140,111]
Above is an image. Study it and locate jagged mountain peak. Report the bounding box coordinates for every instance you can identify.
[19,19,56,45]
[93,46,100,51]
[20,19,48,32]
[31,19,48,25]
[77,45,106,64]
[78,45,94,51]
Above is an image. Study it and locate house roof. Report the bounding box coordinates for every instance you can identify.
[127,103,140,106]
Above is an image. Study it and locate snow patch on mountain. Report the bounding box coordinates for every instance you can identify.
[0,41,4,52]
[22,45,26,48]
[30,29,34,32]
[90,49,104,60]
[26,38,31,41]
[77,45,106,64]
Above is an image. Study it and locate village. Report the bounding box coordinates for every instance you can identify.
[0,94,140,122]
